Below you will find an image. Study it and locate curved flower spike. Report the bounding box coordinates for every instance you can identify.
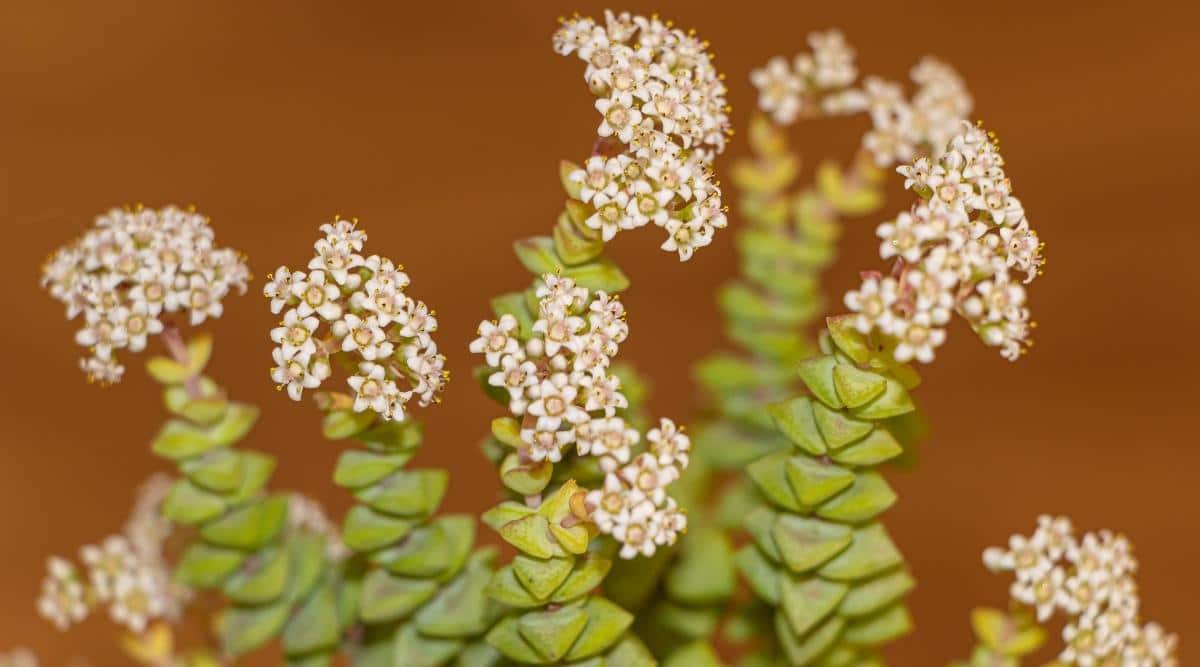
[750,30,971,167]
[40,205,250,384]
[264,218,447,419]
[470,272,691,559]
[844,121,1046,362]
[554,11,731,261]
[978,516,1178,666]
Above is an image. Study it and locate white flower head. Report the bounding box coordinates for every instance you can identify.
[42,205,248,384]
[265,220,446,419]
[37,557,89,630]
[556,12,730,261]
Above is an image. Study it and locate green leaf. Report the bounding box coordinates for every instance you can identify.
[486,617,544,663]
[481,501,535,531]
[358,569,438,623]
[322,410,375,440]
[746,452,805,512]
[562,258,630,293]
[162,479,227,524]
[735,545,780,605]
[491,417,524,448]
[378,516,473,579]
[284,535,327,603]
[282,580,340,655]
[358,419,424,452]
[666,529,736,605]
[333,450,411,489]
[207,404,260,446]
[491,292,534,339]
[832,365,888,408]
[849,376,915,419]
[175,543,246,587]
[743,506,782,562]
[796,355,843,409]
[549,555,612,603]
[499,514,561,559]
[487,566,544,608]
[200,496,288,550]
[501,454,553,496]
[767,397,826,456]
[843,603,912,646]
[840,569,915,618]
[393,623,465,667]
[514,236,563,275]
[826,315,872,364]
[811,402,874,449]
[771,514,853,573]
[560,161,584,199]
[972,608,1047,656]
[564,597,634,661]
[513,555,574,601]
[518,606,589,662]
[775,611,844,667]
[816,472,897,523]
[554,211,604,265]
[151,420,222,461]
[415,555,494,637]
[223,547,290,605]
[831,428,904,467]
[223,452,277,504]
[341,506,416,552]
[218,600,291,656]
[779,575,848,637]
[146,356,191,384]
[355,469,447,517]
[785,455,855,506]
[818,523,904,581]
[663,642,724,667]
[181,449,245,493]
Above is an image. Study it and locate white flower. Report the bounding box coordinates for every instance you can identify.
[595,92,643,143]
[309,237,365,287]
[646,418,690,469]
[347,362,402,418]
[334,313,393,361]
[578,369,627,415]
[270,308,320,360]
[487,353,538,414]
[576,417,637,467]
[271,348,327,400]
[571,156,624,203]
[532,311,585,357]
[750,56,803,125]
[585,474,630,533]
[527,375,588,429]
[185,273,226,325]
[263,265,301,314]
[891,311,946,363]
[521,417,575,463]
[611,500,659,559]
[80,535,136,601]
[37,557,88,630]
[586,190,633,241]
[469,315,520,366]
[660,217,714,261]
[291,270,342,321]
[844,275,899,335]
[619,453,678,507]
[109,568,166,633]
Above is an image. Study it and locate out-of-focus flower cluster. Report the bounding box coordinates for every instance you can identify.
[471,273,690,558]
[844,121,1045,362]
[749,30,972,168]
[984,516,1178,666]
[0,649,37,667]
[40,205,250,385]
[36,475,188,634]
[264,220,446,420]
[555,11,730,261]
[287,492,350,561]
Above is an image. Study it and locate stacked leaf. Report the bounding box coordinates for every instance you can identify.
[147,334,347,665]
[472,164,658,666]
[735,317,920,666]
[324,409,502,667]
[950,609,1046,667]
[696,113,886,470]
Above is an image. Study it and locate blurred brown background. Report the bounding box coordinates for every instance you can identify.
[2,0,1197,663]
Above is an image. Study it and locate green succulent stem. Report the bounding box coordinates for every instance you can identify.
[950,608,1048,667]
[474,161,661,666]
[146,326,346,665]
[321,406,502,667]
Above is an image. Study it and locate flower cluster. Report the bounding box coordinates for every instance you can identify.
[844,121,1045,362]
[288,492,350,561]
[37,475,186,634]
[749,30,971,167]
[40,205,250,385]
[555,11,730,261]
[0,649,37,667]
[984,516,1178,666]
[264,220,447,420]
[470,273,690,558]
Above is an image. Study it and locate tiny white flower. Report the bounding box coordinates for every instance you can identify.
[270,308,320,360]
[469,315,520,366]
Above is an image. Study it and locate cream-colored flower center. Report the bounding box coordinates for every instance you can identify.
[937,184,959,203]
[505,369,526,387]
[606,105,629,128]
[487,333,507,352]
[353,328,373,346]
[591,49,613,69]
[637,470,656,491]
[600,203,622,224]
[126,315,147,335]
[637,195,658,215]
[360,378,382,399]
[673,226,692,245]
[626,524,646,545]
[544,396,566,416]
[601,492,623,514]
[287,326,309,346]
[304,286,325,305]
[145,283,165,302]
[586,170,608,190]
